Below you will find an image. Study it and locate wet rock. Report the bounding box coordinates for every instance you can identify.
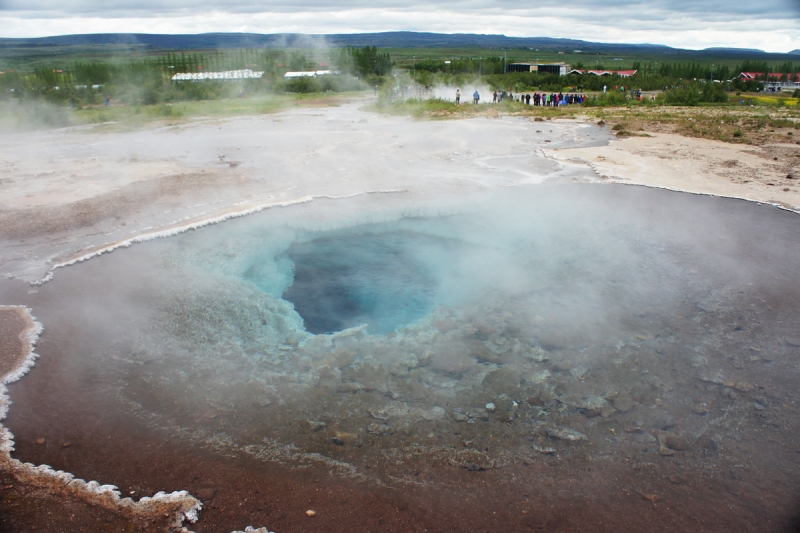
[422,406,446,421]
[612,395,636,413]
[533,445,557,455]
[485,403,497,413]
[454,412,469,422]
[551,361,574,373]
[642,493,660,503]
[368,423,391,436]
[522,346,549,362]
[694,433,719,452]
[546,427,587,442]
[522,369,551,385]
[664,434,690,452]
[691,403,709,415]
[332,438,345,446]
[553,382,568,396]
[336,382,365,393]
[368,409,390,420]
[466,409,489,421]
[195,488,216,501]
[600,405,618,418]
[305,420,327,432]
[785,338,800,348]
[724,388,739,400]
[652,414,676,430]
[334,431,358,442]
[35,438,45,445]
[734,382,755,393]
[526,395,544,407]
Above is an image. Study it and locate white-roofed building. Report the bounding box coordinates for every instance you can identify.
[283,70,335,78]
[171,69,264,82]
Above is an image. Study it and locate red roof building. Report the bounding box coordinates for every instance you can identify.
[740,72,798,80]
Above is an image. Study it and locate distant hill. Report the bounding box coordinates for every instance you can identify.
[0,32,796,58]
[790,49,800,55]
[703,47,766,54]
[0,32,676,52]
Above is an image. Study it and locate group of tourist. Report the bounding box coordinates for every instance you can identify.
[486,90,588,106]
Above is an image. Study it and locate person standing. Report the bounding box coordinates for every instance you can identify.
[473,89,480,104]
[456,89,460,104]
[603,85,607,94]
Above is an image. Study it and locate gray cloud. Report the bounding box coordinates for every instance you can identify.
[0,0,797,52]
[2,0,797,17]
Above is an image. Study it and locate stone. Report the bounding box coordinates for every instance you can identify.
[305,420,327,432]
[600,405,617,418]
[368,409,390,420]
[454,413,469,422]
[367,423,391,436]
[422,406,446,421]
[526,396,544,407]
[612,395,636,413]
[35,438,45,445]
[485,403,496,412]
[734,382,755,393]
[546,427,587,442]
[691,403,709,415]
[533,445,557,455]
[62,441,72,448]
[336,382,365,393]
[551,362,574,373]
[306,510,317,517]
[785,338,800,348]
[664,435,690,451]
[642,494,660,502]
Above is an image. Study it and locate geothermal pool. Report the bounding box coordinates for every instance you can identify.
[2,183,800,532]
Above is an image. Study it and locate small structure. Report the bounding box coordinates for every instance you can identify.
[740,72,800,91]
[283,70,335,78]
[171,69,264,82]
[508,63,570,76]
[567,69,638,77]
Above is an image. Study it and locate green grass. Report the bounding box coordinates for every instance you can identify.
[0,91,364,132]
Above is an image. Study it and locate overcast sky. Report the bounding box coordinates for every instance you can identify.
[0,0,798,53]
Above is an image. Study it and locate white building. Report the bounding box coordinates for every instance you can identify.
[283,70,335,78]
[171,69,264,82]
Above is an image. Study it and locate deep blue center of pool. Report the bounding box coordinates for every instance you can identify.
[281,231,439,334]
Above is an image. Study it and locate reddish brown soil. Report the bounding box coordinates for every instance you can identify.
[3,330,800,533]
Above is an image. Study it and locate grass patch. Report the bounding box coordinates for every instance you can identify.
[0,92,365,132]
